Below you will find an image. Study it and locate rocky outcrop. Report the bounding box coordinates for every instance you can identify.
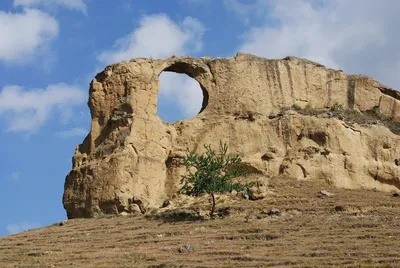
[63,53,400,218]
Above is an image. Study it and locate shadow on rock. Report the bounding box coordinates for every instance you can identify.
[145,209,205,223]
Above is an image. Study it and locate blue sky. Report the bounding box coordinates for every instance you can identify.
[1,0,400,236]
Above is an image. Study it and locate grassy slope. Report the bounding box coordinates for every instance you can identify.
[1,178,399,268]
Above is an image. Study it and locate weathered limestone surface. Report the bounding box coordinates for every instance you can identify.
[63,53,400,218]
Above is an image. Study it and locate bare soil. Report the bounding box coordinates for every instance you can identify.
[1,178,399,268]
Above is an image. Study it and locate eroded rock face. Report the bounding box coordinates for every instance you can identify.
[63,53,400,218]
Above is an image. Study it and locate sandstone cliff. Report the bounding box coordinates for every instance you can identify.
[63,53,400,218]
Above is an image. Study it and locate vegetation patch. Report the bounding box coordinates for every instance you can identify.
[283,104,400,135]
[181,141,253,218]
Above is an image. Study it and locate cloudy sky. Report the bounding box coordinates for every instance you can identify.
[1,0,400,236]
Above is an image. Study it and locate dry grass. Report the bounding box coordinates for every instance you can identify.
[293,105,400,135]
[1,178,400,268]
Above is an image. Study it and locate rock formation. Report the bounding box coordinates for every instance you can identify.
[63,53,400,218]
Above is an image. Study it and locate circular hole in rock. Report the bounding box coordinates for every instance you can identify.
[157,72,204,123]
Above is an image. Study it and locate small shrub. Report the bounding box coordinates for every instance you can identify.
[181,141,252,218]
[330,103,343,112]
[149,208,159,215]
[291,103,301,110]
[202,57,214,64]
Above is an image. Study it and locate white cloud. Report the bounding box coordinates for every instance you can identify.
[97,14,205,65]
[159,72,203,118]
[0,83,86,133]
[6,222,41,235]
[231,0,400,89]
[56,127,88,137]
[0,9,59,63]
[13,0,87,14]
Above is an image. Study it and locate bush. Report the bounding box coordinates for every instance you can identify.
[180,141,252,218]
[292,103,301,110]
[330,103,343,112]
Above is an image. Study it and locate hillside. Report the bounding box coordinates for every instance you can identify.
[2,177,400,267]
[3,54,400,267]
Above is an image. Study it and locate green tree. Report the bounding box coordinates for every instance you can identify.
[180,141,252,218]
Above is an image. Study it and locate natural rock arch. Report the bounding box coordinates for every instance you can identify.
[157,71,206,122]
[158,60,210,115]
[63,53,400,219]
